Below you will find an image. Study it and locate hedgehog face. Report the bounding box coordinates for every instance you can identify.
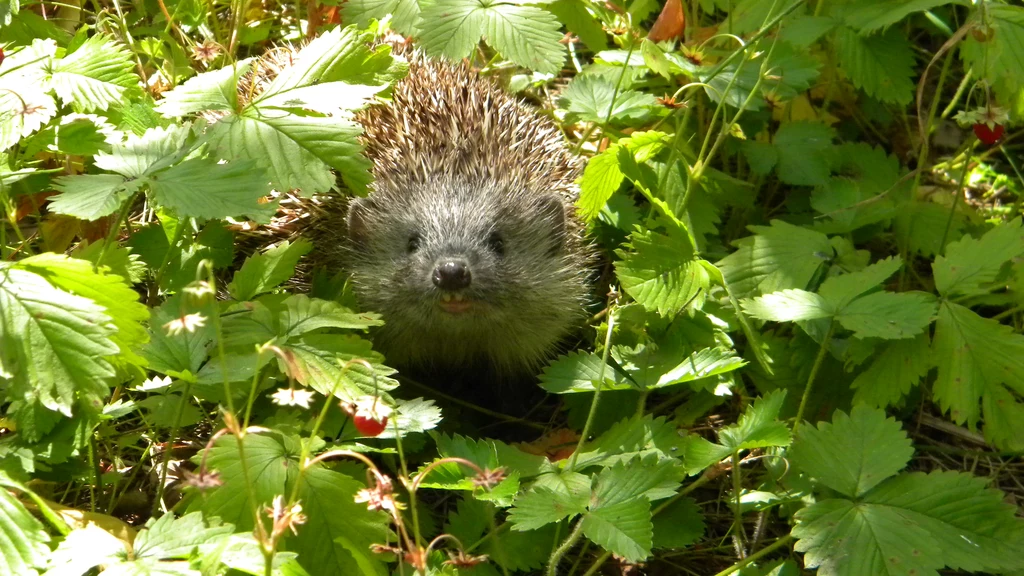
[345,180,578,369]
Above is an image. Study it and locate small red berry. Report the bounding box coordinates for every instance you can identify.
[0,48,4,68]
[973,123,1005,145]
[345,396,393,437]
[353,414,388,437]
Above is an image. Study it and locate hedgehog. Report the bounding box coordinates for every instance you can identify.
[249,48,592,382]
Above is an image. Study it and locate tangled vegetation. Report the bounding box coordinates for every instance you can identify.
[2,0,1024,574]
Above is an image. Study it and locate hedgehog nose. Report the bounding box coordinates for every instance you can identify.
[433,259,472,291]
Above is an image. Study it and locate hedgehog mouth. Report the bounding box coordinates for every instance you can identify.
[438,292,473,314]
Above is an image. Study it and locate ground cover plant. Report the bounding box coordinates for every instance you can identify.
[2,0,1024,574]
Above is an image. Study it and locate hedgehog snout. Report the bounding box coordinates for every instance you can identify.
[432,259,472,291]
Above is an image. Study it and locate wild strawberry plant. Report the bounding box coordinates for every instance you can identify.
[1,0,1023,575]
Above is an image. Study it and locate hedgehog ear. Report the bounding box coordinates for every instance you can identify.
[347,198,372,248]
[536,194,567,254]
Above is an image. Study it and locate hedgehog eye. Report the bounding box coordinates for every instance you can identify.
[407,233,422,253]
[487,231,504,256]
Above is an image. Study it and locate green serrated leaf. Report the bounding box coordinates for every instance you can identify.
[834,291,936,339]
[932,301,1024,449]
[839,0,954,33]
[851,332,931,407]
[717,220,833,299]
[16,254,149,370]
[148,157,274,221]
[773,121,836,186]
[933,218,1024,298]
[680,435,732,475]
[211,114,369,196]
[789,405,913,498]
[155,58,252,116]
[561,75,657,124]
[508,486,588,530]
[718,390,791,451]
[342,0,421,35]
[573,415,686,470]
[861,471,1024,573]
[418,0,487,61]
[189,432,300,530]
[581,496,652,562]
[818,255,902,309]
[133,512,234,560]
[94,124,192,178]
[0,264,118,422]
[48,34,138,112]
[538,351,629,393]
[795,468,1024,576]
[285,335,398,402]
[0,487,50,576]
[292,466,390,576]
[833,26,915,104]
[229,240,313,301]
[741,289,832,322]
[49,174,139,221]
[615,229,708,316]
[260,26,390,91]
[577,147,625,222]
[591,457,682,507]
[794,497,943,576]
[483,4,565,74]
[652,347,746,389]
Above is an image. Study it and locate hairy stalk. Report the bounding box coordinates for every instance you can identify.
[568,301,617,472]
[730,451,746,558]
[546,518,586,576]
[793,321,835,432]
[392,402,424,551]
[205,262,263,548]
[151,378,195,517]
[88,437,99,513]
[940,140,978,254]
[941,68,973,120]
[713,535,795,576]
[94,191,137,274]
[604,29,637,126]
[148,220,189,306]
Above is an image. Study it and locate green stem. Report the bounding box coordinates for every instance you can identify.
[711,535,795,576]
[941,67,973,120]
[148,220,189,305]
[151,379,194,517]
[940,141,977,255]
[700,0,806,86]
[88,436,99,513]
[546,518,586,576]
[567,304,617,472]
[730,451,746,557]
[793,321,834,433]
[94,192,137,272]
[392,402,423,550]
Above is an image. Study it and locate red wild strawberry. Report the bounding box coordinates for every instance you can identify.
[0,48,4,68]
[345,396,393,437]
[353,413,388,437]
[973,123,1005,145]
